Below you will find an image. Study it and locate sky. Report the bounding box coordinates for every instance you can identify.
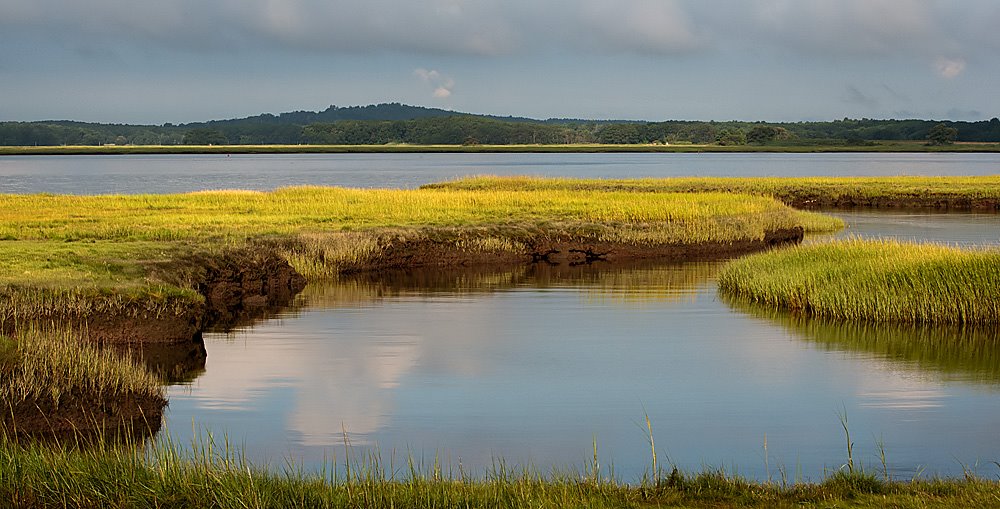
[2,0,999,124]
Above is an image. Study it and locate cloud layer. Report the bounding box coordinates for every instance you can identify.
[3,0,996,59]
[1,0,997,122]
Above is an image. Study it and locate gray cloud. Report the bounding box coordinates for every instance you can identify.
[0,0,706,57]
[3,0,999,123]
[945,108,983,120]
[881,84,910,103]
[3,0,998,62]
[843,85,880,109]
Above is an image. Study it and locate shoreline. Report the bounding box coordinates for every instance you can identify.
[3,141,1000,155]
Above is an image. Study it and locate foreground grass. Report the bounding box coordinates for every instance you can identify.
[426,175,1000,210]
[718,238,1000,324]
[3,141,1000,155]
[2,435,999,509]
[1,327,161,409]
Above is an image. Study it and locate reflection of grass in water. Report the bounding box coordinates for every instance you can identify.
[729,298,1000,384]
[573,262,721,305]
[294,262,723,310]
[297,267,530,309]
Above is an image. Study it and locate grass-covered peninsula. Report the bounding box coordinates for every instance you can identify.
[718,238,1000,325]
[426,175,1000,210]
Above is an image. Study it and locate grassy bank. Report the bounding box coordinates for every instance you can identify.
[3,435,999,509]
[718,238,1000,325]
[3,141,1000,155]
[426,175,1000,210]
[1,327,165,435]
[0,186,838,284]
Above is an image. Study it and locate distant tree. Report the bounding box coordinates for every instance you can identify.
[715,128,746,146]
[182,128,229,145]
[926,123,958,145]
[746,125,792,144]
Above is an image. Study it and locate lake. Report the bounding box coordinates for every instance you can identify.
[2,152,999,194]
[5,153,999,482]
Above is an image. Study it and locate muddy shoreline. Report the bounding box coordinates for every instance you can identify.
[785,196,999,211]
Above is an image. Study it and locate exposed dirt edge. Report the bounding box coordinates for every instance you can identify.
[3,391,166,442]
[68,249,308,344]
[341,227,805,273]
[785,196,999,211]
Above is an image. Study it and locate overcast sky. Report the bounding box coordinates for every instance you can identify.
[2,0,998,124]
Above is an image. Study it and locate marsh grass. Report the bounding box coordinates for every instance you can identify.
[0,187,829,242]
[718,238,1000,324]
[0,326,162,411]
[2,429,999,509]
[0,186,835,287]
[425,175,1000,210]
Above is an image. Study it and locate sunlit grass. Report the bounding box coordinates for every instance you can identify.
[426,175,1000,209]
[0,186,831,242]
[718,238,1000,324]
[0,186,836,285]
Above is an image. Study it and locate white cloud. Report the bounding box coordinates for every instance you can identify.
[934,57,966,79]
[415,68,455,100]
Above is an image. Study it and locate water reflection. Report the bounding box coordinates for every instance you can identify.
[820,210,1000,246]
[167,261,721,451]
[729,301,1000,385]
[163,258,1000,480]
[297,261,721,309]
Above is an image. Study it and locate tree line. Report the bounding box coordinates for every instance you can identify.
[2,104,998,146]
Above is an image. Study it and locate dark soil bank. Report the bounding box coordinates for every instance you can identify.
[3,391,166,441]
[78,249,308,344]
[785,195,999,211]
[345,227,805,273]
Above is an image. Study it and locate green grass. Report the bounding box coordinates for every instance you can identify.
[1,327,163,413]
[3,140,1000,155]
[718,238,1000,324]
[425,175,1000,210]
[0,187,831,242]
[2,432,998,508]
[0,241,206,326]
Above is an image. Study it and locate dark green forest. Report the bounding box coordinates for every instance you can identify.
[2,103,999,146]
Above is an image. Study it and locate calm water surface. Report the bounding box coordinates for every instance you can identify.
[2,152,999,194]
[164,211,1000,481]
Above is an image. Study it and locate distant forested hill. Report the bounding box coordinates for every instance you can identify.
[2,103,998,146]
